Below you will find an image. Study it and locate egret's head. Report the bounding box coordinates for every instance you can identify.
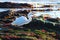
[31,11,39,18]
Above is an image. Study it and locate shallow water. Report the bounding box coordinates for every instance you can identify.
[0,8,60,18]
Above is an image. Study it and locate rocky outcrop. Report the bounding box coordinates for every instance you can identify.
[0,2,32,8]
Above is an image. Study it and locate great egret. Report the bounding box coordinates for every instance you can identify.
[11,12,36,26]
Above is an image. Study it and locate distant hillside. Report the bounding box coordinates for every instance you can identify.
[0,2,32,8]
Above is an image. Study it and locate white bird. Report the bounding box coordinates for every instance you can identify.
[11,12,35,26]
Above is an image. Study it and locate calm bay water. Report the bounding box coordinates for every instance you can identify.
[0,8,60,18]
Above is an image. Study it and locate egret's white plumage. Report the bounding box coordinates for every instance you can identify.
[11,12,33,26]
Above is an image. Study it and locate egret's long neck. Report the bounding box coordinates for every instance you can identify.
[28,15,32,22]
[27,12,33,22]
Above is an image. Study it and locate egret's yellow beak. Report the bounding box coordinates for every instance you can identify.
[32,14,38,18]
